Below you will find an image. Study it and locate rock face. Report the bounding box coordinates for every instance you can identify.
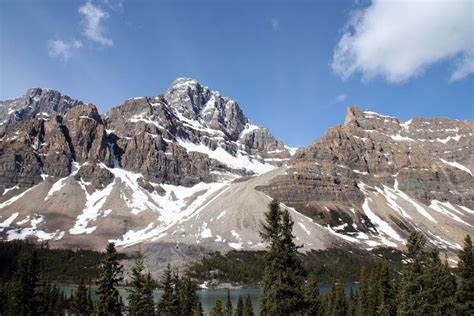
[0,82,472,273]
[258,106,473,251]
[104,78,290,186]
[0,78,292,256]
[0,88,84,137]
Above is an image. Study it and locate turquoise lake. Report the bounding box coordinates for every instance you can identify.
[62,283,357,314]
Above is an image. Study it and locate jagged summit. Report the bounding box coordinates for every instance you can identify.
[0,84,472,274]
[0,88,86,135]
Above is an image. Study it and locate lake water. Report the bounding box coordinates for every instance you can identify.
[61,283,357,314]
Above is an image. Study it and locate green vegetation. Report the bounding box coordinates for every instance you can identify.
[253,199,474,315]
[96,243,124,315]
[186,246,403,287]
[260,200,306,315]
[0,200,472,315]
[0,240,110,284]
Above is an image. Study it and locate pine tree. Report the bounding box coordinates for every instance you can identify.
[210,296,223,316]
[320,294,329,316]
[456,234,474,314]
[157,264,176,315]
[243,295,254,316]
[330,282,346,316]
[171,270,181,314]
[346,287,355,316]
[235,295,244,316]
[304,272,321,315]
[192,299,204,316]
[374,262,393,316]
[225,288,233,316]
[0,282,7,315]
[396,231,427,315]
[355,266,368,316]
[260,200,305,315]
[180,276,198,316]
[142,272,156,315]
[420,252,456,315]
[128,248,146,315]
[96,242,124,316]
[72,278,92,315]
[7,247,40,315]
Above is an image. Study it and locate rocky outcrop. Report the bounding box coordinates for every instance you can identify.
[0,78,289,192]
[1,83,472,269]
[258,106,473,247]
[0,88,84,137]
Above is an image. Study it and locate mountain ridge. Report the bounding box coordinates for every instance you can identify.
[0,78,472,275]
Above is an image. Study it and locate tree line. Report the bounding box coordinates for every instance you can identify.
[0,199,472,315]
[257,200,474,315]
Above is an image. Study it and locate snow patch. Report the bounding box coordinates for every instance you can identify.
[177,138,274,174]
[69,180,115,235]
[439,159,472,176]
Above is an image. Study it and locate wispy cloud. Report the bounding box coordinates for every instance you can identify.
[331,0,473,83]
[101,0,124,13]
[48,39,83,62]
[335,94,347,103]
[79,1,113,46]
[271,17,280,32]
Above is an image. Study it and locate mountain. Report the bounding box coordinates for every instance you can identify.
[0,79,472,275]
[258,107,473,254]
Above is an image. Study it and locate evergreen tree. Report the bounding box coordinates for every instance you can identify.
[72,278,92,315]
[396,232,427,315]
[243,295,254,316]
[225,288,233,316]
[235,295,244,316]
[0,282,7,315]
[87,281,95,314]
[374,262,393,316]
[171,270,181,314]
[346,287,355,316]
[142,272,156,315]
[260,200,305,315]
[128,248,146,316]
[7,247,40,315]
[157,264,177,315]
[192,299,204,316]
[420,252,456,315]
[330,282,346,316]
[38,279,62,315]
[456,234,474,314]
[320,294,329,316]
[96,242,124,316]
[180,276,198,316]
[355,266,368,316]
[210,296,223,316]
[304,272,321,315]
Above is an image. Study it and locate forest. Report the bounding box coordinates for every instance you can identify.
[0,200,472,315]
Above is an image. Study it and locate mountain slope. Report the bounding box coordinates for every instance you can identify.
[0,78,292,252]
[258,107,473,256]
[0,82,472,271]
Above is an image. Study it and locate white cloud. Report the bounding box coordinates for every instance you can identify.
[271,17,280,31]
[48,39,83,61]
[79,1,113,46]
[336,94,347,103]
[331,0,474,83]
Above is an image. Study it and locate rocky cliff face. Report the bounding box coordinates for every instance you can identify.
[258,106,473,252]
[0,88,84,136]
[0,83,472,272]
[0,79,293,255]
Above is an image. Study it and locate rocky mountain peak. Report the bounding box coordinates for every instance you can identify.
[0,88,86,136]
[163,78,248,141]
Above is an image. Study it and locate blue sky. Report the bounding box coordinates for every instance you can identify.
[1,0,473,147]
